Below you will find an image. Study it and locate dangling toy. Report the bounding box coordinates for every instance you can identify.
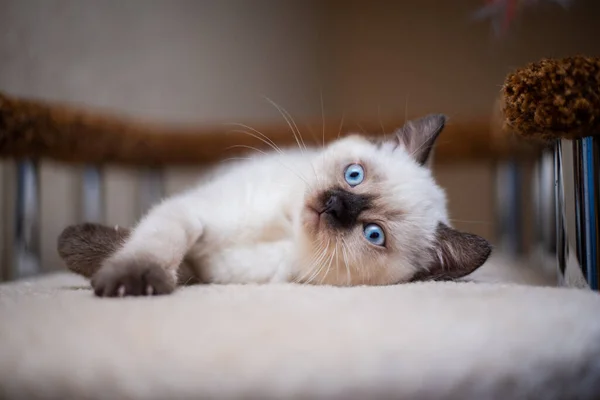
[472,0,574,36]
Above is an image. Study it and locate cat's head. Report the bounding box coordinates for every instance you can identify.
[296,114,491,286]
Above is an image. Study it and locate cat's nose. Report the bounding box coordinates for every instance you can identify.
[322,189,371,229]
[324,194,345,220]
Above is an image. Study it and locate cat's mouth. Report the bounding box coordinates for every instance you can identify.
[303,203,323,231]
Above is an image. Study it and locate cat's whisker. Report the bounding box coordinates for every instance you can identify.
[219,157,254,164]
[226,124,285,155]
[404,92,410,125]
[337,112,346,139]
[377,105,387,140]
[341,238,351,286]
[312,239,333,284]
[301,121,323,148]
[297,239,328,284]
[261,97,320,183]
[320,90,326,149]
[264,97,307,153]
[230,127,317,182]
[319,244,337,285]
[305,240,330,285]
[225,144,310,186]
[408,134,436,161]
[449,219,491,225]
[356,122,368,135]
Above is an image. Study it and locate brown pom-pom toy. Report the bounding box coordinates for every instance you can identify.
[502,56,600,142]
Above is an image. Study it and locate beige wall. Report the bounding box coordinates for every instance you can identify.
[1,0,599,275]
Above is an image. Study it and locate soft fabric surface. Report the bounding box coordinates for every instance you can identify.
[1,269,600,400]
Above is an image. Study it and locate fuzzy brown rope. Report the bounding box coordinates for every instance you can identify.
[0,92,540,166]
[502,56,600,143]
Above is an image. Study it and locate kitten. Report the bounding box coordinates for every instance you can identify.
[58,114,492,297]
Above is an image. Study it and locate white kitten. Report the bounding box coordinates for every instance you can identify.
[59,114,491,297]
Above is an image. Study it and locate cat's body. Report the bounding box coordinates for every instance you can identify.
[58,114,492,297]
[177,149,313,285]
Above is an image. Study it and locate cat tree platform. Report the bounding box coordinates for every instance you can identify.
[1,268,599,400]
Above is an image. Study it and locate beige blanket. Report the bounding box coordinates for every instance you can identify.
[1,268,600,400]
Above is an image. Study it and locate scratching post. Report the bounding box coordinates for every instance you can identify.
[502,56,600,290]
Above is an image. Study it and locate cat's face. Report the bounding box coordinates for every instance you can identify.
[295,114,491,286]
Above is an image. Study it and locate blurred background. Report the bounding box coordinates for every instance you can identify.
[1,0,599,280]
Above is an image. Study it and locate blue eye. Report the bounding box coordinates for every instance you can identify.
[363,224,385,246]
[344,164,364,186]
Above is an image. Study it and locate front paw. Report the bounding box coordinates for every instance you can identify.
[91,259,176,297]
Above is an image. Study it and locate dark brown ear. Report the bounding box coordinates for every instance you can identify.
[394,114,446,166]
[410,223,492,282]
[57,223,131,278]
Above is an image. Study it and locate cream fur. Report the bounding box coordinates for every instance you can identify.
[109,129,452,290]
[1,271,600,399]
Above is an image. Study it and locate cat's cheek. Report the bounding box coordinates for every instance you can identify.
[301,206,321,233]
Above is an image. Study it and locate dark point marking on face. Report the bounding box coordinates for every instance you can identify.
[319,188,373,230]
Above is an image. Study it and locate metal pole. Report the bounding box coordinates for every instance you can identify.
[572,136,600,290]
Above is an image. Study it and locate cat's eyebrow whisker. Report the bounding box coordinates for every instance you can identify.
[378,105,386,136]
[320,90,326,149]
[264,96,307,154]
[226,124,285,155]
[337,112,346,140]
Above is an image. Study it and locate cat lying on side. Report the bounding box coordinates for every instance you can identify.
[58,114,491,297]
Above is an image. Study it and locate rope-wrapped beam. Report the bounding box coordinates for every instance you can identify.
[1,92,541,167]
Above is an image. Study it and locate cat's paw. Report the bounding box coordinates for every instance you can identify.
[91,259,176,297]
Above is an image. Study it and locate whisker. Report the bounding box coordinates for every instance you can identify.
[319,245,336,285]
[356,122,368,135]
[227,129,284,156]
[341,239,351,286]
[404,92,410,125]
[218,156,254,164]
[226,144,310,186]
[225,123,285,155]
[378,105,386,136]
[320,90,326,149]
[337,112,346,139]
[264,96,307,153]
[297,238,329,284]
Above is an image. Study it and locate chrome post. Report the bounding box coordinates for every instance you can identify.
[14,160,41,278]
[554,140,568,286]
[572,136,600,290]
[80,165,105,223]
[534,150,557,255]
[495,159,523,258]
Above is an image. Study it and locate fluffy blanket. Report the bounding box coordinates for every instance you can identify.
[1,268,600,400]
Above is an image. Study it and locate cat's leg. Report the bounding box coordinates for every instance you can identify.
[91,193,204,297]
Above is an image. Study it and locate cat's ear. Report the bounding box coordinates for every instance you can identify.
[393,114,446,166]
[410,223,492,282]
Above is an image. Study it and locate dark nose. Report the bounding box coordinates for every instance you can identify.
[322,189,371,229]
[325,194,345,221]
